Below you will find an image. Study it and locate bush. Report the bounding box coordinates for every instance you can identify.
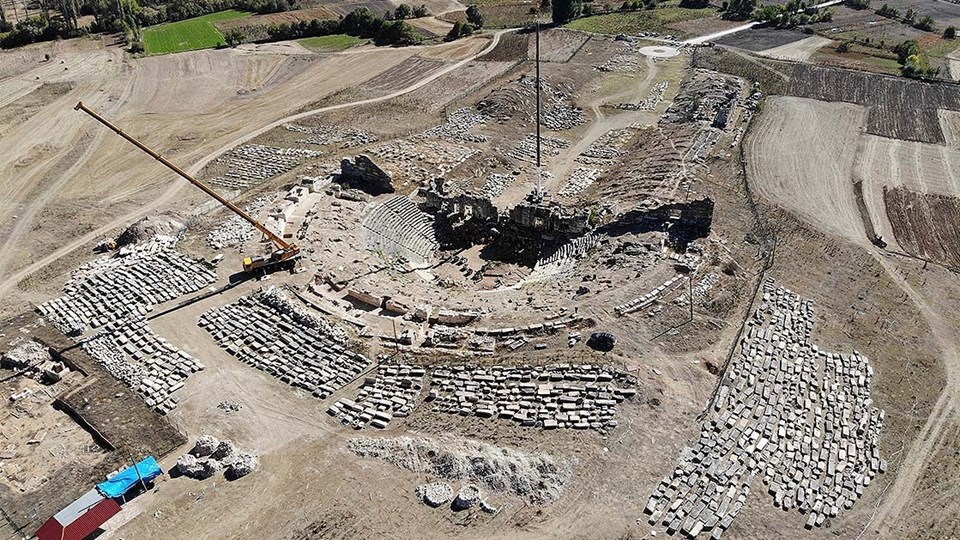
[679,0,710,7]
[552,0,582,23]
[224,28,245,46]
[914,15,934,32]
[945,26,956,39]
[875,3,898,18]
[446,19,474,40]
[836,40,850,53]
[844,0,870,9]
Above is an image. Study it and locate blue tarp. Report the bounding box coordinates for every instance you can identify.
[97,456,163,498]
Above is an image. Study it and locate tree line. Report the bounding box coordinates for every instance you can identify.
[265,7,422,46]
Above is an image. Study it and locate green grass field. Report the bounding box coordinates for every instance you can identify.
[566,7,717,38]
[298,34,367,52]
[143,10,251,55]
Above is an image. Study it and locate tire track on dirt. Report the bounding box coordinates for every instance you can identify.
[867,253,960,536]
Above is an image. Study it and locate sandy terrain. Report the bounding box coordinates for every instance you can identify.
[0,34,500,315]
[745,95,868,244]
[757,35,833,62]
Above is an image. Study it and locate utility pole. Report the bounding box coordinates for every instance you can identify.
[535,20,543,200]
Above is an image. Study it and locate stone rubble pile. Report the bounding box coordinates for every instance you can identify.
[642,279,884,538]
[199,288,369,400]
[596,45,643,73]
[429,363,636,433]
[283,123,377,148]
[209,144,322,190]
[417,107,488,143]
[453,484,481,510]
[615,274,684,316]
[613,81,669,111]
[481,173,513,198]
[81,315,204,414]
[686,129,720,163]
[558,168,601,197]
[176,437,258,480]
[37,243,217,336]
[348,435,574,504]
[675,272,719,307]
[328,363,426,429]
[206,193,281,249]
[508,134,569,162]
[362,195,439,265]
[519,78,585,130]
[576,128,636,165]
[368,139,478,184]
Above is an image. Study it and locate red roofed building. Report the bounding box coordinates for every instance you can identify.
[35,488,122,540]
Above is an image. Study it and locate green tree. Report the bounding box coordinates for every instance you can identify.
[945,26,956,39]
[412,4,429,17]
[836,40,851,53]
[552,0,582,23]
[722,0,757,20]
[893,39,920,63]
[394,3,412,19]
[466,4,484,27]
[225,29,245,47]
[904,7,915,23]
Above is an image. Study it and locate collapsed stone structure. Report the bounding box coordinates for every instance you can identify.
[338,155,394,195]
[603,198,714,250]
[421,179,592,264]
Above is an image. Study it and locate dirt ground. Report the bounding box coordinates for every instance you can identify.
[2,20,960,540]
[0,33,498,318]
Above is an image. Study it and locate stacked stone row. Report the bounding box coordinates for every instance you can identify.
[481,173,514,198]
[210,144,322,190]
[612,81,669,111]
[576,128,636,165]
[417,107,488,143]
[37,248,217,336]
[367,139,478,184]
[328,364,426,429]
[284,123,377,148]
[508,134,569,162]
[198,289,369,400]
[642,278,884,538]
[82,315,204,414]
[615,274,684,316]
[428,364,637,433]
[206,193,281,249]
[558,168,601,197]
[362,195,439,265]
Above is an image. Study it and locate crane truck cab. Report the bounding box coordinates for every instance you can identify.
[242,247,301,273]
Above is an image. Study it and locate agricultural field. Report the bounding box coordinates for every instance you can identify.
[787,63,960,143]
[565,6,719,38]
[142,10,251,55]
[884,187,960,268]
[298,34,368,52]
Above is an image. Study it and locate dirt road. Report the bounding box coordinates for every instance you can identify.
[0,30,511,301]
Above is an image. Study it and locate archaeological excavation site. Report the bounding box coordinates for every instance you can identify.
[2,3,960,539]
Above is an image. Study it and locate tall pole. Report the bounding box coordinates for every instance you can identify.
[535,20,542,199]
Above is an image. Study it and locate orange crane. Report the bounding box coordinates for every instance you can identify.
[75,101,301,274]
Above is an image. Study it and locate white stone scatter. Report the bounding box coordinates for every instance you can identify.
[199,287,369,399]
[642,278,885,538]
[209,144,322,190]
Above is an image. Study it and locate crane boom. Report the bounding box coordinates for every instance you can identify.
[74,101,294,253]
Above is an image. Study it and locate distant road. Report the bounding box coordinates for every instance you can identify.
[683,0,844,45]
[0,29,515,299]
